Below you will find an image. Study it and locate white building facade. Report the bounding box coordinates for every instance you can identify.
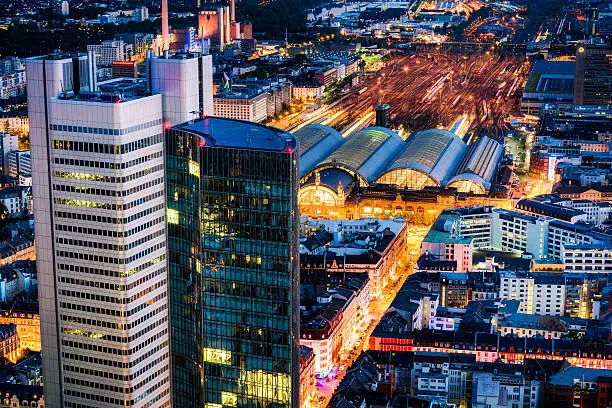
[87,40,134,67]
[27,54,172,407]
[499,272,566,316]
[213,92,268,122]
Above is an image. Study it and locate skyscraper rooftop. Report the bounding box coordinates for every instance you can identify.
[176,116,297,152]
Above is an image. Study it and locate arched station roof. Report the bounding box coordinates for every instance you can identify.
[447,135,503,193]
[293,124,345,178]
[375,129,467,188]
[304,127,404,186]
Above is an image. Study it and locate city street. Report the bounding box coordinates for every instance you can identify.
[314,224,430,407]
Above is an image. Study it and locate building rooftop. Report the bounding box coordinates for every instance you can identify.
[294,124,345,178]
[501,313,566,333]
[523,60,575,94]
[448,135,503,193]
[563,243,612,250]
[423,225,472,245]
[549,366,612,386]
[319,127,404,185]
[423,213,472,245]
[381,128,467,187]
[515,198,585,222]
[57,78,151,103]
[176,117,297,152]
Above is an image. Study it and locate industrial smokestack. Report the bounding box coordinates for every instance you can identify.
[230,0,235,22]
[162,0,169,51]
[224,6,231,45]
[217,7,225,49]
[87,50,98,92]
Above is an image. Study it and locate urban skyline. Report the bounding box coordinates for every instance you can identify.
[0,0,609,407]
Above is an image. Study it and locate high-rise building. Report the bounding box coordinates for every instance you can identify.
[133,6,149,22]
[165,117,301,407]
[87,40,134,68]
[60,0,70,16]
[375,103,390,128]
[7,150,31,178]
[25,53,89,407]
[26,50,213,407]
[150,52,214,126]
[1,133,19,175]
[198,10,220,41]
[574,45,612,105]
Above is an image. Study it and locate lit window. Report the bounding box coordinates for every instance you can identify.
[203,348,231,365]
[167,208,179,224]
[189,160,200,177]
[222,392,237,407]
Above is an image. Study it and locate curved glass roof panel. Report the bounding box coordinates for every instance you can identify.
[384,129,467,185]
[293,124,345,177]
[318,127,403,184]
[294,124,343,156]
[452,135,503,190]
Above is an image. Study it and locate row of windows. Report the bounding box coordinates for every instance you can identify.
[59,303,167,331]
[65,402,97,408]
[50,119,162,136]
[56,228,164,252]
[53,176,163,198]
[64,378,169,407]
[56,241,165,265]
[139,385,171,408]
[60,293,166,324]
[54,190,164,212]
[57,254,166,279]
[56,216,164,239]
[58,265,166,292]
[54,203,164,226]
[62,340,168,369]
[52,164,163,184]
[62,314,167,345]
[565,251,612,258]
[63,327,167,358]
[568,259,609,264]
[64,353,169,383]
[52,134,163,155]
[64,364,168,397]
[53,151,162,170]
[60,284,165,309]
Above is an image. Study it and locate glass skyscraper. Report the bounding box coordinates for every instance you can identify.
[166,117,300,408]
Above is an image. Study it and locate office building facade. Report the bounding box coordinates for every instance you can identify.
[27,54,172,407]
[150,53,214,126]
[431,206,612,260]
[166,117,300,408]
[87,40,133,68]
[574,46,612,105]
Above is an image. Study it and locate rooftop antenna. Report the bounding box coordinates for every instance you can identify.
[285,27,289,56]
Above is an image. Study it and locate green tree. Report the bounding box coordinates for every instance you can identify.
[290,53,309,66]
[0,203,9,220]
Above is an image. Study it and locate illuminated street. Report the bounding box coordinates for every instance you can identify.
[313,224,430,407]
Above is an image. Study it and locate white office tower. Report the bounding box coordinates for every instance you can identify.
[27,54,171,407]
[60,0,69,16]
[150,52,213,126]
